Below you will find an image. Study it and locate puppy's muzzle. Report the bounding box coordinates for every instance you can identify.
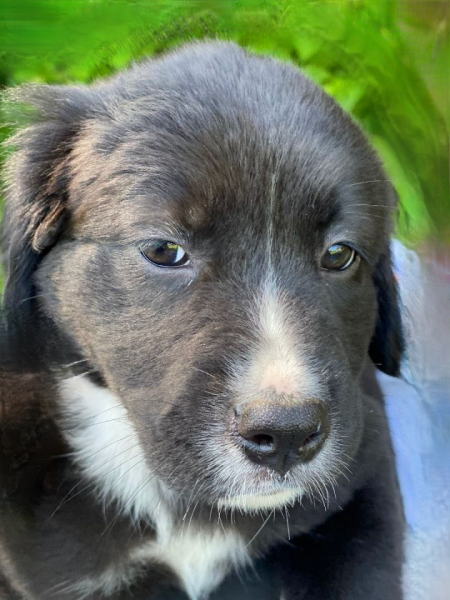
[235,397,329,474]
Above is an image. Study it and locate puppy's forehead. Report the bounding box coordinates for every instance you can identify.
[69,46,390,247]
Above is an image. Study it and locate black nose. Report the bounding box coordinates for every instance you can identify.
[235,399,329,474]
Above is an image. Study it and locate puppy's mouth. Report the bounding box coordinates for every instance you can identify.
[201,420,347,514]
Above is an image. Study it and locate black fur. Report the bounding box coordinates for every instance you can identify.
[1,41,404,599]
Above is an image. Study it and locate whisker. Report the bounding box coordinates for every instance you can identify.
[61,416,128,431]
[342,179,388,188]
[17,292,55,305]
[100,457,152,537]
[343,212,389,221]
[67,368,99,380]
[345,203,394,209]
[284,505,291,541]
[246,509,275,548]
[61,404,125,431]
[61,359,90,369]
[182,477,201,522]
[187,495,203,535]
[65,433,135,462]
[44,444,144,522]
[191,367,218,380]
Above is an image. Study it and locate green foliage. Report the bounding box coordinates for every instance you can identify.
[1,0,449,289]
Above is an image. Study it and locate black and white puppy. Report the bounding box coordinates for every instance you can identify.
[0,41,405,600]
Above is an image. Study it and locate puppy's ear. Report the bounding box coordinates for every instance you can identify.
[1,85,99,366]
[369,247,404,376]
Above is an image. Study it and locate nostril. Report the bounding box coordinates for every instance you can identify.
[249,433,275,450]
[299,427,324,449]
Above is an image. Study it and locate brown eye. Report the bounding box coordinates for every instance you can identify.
[141,241,190,267]
[321,244,356,271]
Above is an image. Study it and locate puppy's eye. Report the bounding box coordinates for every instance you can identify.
[141,241,190,267]
[321,244,356,271]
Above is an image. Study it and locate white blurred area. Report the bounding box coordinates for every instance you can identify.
[379,240,450,600]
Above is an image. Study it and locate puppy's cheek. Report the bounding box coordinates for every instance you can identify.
[338,394,364,458]
[345,321,377,375]
[35,246,102,345]
[35,252,166,384]
[144,423,212,497]
[333,275,378,374]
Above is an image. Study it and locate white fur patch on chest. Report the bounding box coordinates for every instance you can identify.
[132,504,250,599]
[58,376,249,599]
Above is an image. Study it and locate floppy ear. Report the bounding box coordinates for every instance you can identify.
[369,246,404,376]
[1,85,98,366]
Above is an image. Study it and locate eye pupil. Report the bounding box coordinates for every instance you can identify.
[321,244,356,271]
[142,241,190,267]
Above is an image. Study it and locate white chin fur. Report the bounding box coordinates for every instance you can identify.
[217,488,302,512]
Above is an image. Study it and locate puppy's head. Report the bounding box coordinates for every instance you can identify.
[2,42,402,514]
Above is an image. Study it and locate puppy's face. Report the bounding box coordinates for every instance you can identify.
[3,43,402,513]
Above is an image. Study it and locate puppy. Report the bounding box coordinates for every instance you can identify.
[0,41,404,599]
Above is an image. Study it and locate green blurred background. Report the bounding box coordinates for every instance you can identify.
[0,0,449,290]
